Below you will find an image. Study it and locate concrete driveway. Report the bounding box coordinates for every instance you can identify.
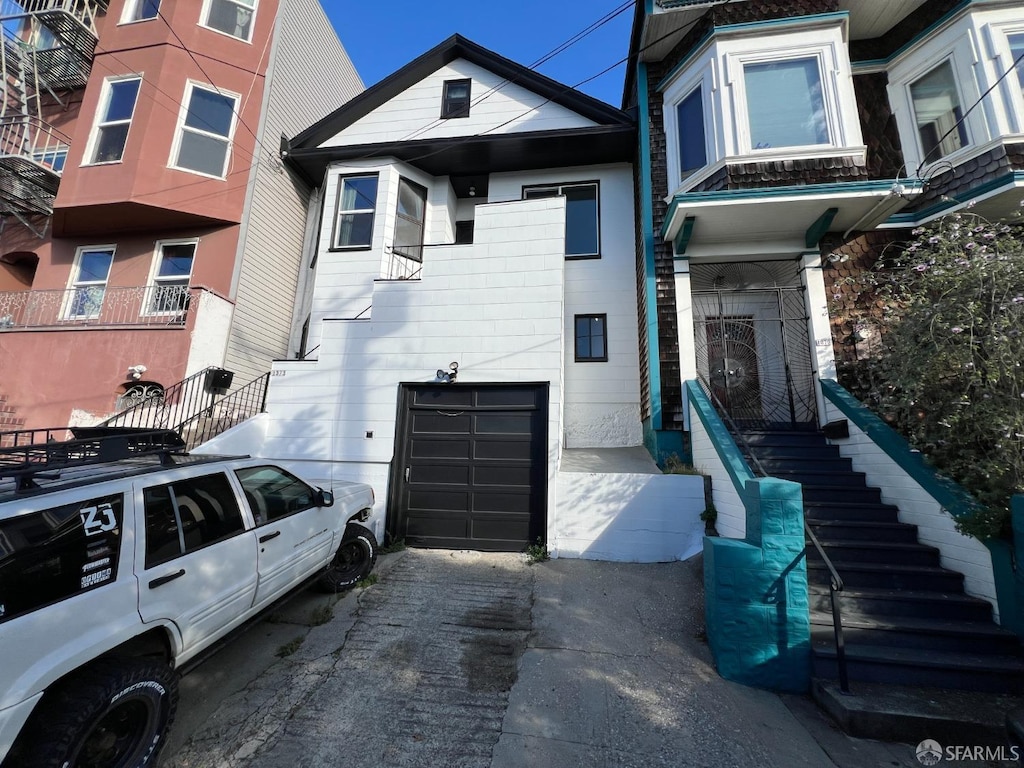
[159,549,929,768]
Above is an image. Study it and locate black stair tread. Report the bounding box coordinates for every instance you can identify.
[809,584,986,604]
[812,642,1024,672]
[807,520,914,530]
[803,500,898,510]
[807,540,939,556]
[809,611,1015,638]
[807,561,957,576]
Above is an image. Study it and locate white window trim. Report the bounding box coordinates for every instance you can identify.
[168,80,240,180]
[119,0,160,24]
[81,75,142,167]
[728,47,839,156]
[664,65,716,193]
[332,173,379,250]
[198,0,257,44]
[144,239,197,317]
[64,245,116,320]
[988,21,1024,135]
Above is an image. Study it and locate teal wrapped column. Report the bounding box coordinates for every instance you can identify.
[704,477,810,692]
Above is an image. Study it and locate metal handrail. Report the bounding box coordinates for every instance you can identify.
[176,372,270,449]
[695,374,850,694]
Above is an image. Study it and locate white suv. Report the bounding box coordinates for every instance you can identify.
[0,429,378,768]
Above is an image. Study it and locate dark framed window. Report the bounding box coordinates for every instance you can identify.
[143,473,245,568]
[575,314,607,362]
[441,79,471,118]
[235,465,316,525]
[522,182,600,259]
[676,86,707,177]
[332,174,378,250]
[394,177,427,261]
[454,220,474,244]
[0,494,123,624]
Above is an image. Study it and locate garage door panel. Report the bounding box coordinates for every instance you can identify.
[407,489,469,513]
[474,441,535,461]
[473,466,532,487]
[395,384,546,551]
[474,414,534,434]
[410,439,470,459]
[413,413,471,434]
[410,465,471,485]
[414,389,474,407]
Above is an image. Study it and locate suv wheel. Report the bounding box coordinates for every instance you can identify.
[15,658,177,768]
[316,524,378,592]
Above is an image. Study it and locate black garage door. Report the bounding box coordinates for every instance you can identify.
[388,383,548,551]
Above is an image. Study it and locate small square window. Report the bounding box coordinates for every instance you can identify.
[202,0,256,41]
[441,79,471,118]
[454,220,474,244]
[575,314,607,362]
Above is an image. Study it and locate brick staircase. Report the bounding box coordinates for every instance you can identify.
[740,428,1024,695]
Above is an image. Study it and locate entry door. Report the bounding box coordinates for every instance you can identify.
[705,316,762,421]
[390,384,548,551]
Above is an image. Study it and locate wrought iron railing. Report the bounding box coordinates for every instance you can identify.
[102,368,270,451]
[0,285,195,329]
[176,372,270,450]
[695,374,849,693]
[0,114,69,171]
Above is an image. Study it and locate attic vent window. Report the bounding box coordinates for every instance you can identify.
[441,79,471,119]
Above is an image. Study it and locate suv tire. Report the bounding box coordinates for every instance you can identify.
[14,658,178,768]
[316,524,378,592]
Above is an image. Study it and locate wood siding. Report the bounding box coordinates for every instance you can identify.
[224,0,363,386]
[322,60,597,147]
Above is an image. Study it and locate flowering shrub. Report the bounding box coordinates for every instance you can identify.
[830,212,1024,540]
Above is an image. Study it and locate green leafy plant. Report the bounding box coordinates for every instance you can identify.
[275,636,304,658]
[525,538,549,564]
[700,503,717,525]
[662,454,703,475]
[830,211,1024,539]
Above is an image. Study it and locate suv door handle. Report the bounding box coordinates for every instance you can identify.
[259,531,281,543]
[148,569,186,589]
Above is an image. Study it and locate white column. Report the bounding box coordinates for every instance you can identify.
[674,258,696,431]
[800,251,837,427]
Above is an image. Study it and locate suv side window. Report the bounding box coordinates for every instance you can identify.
[235,466,316,525]
[144,472,245,568]
[0,493,123,623]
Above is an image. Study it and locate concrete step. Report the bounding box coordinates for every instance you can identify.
[812,679,1024,746]
[808,561,962,591]
[806,540,941,568]
[810,586,992,623]
[807,520,919,543]
[810,612,1022,655]
[812,643,1024,693]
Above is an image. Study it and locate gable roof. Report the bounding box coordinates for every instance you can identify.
[289,34,634,151]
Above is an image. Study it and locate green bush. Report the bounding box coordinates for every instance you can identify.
[831,211,1024,539]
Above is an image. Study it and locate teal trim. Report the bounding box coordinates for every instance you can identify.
[660,179,906,241]
[819,379,980,518]
[805,207,838,248]
[638,62,663,431]
[685,380,755,496]
[691,377,810,692]
[888,171,1024,226]
[985,495,1024,637]
[655,12,850,92]
[850,0,971,66]
[674,215,696,255]
[642,419,689,466]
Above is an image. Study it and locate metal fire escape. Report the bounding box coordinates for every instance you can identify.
[0,0,107,234]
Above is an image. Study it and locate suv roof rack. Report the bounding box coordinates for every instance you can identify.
[0,427,188,492]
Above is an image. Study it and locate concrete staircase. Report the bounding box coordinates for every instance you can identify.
[739,428,1024,708]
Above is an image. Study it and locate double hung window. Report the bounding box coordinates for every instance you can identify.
[394,178,427,261]
[333,175,378,250]
[172,84,238,178]
[744,57,828,149]
[202,0,256,41]
[523,182,599,258]
[123,0,160,22]
[89,78,142,164]
[66,247,114,319]
[909,61,968,162]
[148,242,195,314]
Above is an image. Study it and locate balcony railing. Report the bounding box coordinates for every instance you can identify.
[0,0,103,37]
[0,285,197,330]
[0,115,69,176]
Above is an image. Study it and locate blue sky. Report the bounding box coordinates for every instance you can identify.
[321,1,635,108]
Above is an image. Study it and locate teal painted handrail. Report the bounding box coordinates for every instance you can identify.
[685,380,754,496]
[819,379,980,519]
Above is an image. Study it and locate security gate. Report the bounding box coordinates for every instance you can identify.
[691,261,817,428]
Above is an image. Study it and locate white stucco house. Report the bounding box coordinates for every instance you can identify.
[202,35,706,560]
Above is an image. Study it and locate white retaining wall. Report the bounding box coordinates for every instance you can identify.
[689,400,747,540]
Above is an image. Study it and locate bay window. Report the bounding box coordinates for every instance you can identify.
[744,57,829,149]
